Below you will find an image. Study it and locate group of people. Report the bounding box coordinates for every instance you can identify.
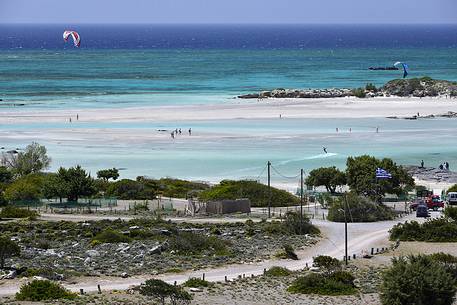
[439,161,450,171]
[68,114,79,123]
[171,128,192,139]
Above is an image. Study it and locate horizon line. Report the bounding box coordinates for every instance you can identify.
[0,22,456,26]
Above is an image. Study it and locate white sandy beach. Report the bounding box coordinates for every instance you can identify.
[1,96,457,124]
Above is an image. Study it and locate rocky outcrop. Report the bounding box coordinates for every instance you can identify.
[405,165,457,184]
[382,78,457,97]
[238,88,354,99]
[238,78,457,99]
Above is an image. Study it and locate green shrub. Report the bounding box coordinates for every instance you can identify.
[389,218,457,242]
[313,255,342,275]
[0,205,39,219]
[275,244,298,260]
[183,277,211,288]
[16,280,77,301]
[429,252,457,280]
[327,193,395,222]
[265,266,292,277]
[91,228,131,244]
[199,180,299,207]
[444,206,457,222]
[139,279,192,305]
[288,273,356,295]
[169,231,229,256]
[365,83,377,91]
[105,179,156,200]
[380,255,456,305]
[282,211,320,235]
[352,88,366,98]
[0,236,20,269]
[155,178,210,198]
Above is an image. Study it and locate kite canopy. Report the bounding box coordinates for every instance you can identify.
[63,30,81,47]
[394,61,409,78]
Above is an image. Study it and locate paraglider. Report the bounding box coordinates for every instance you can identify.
[63,30,81,47]
[394,61,409,78]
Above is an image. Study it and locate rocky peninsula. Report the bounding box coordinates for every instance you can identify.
[238,77,457,99]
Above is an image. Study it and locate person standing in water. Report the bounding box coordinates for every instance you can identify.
[76,114,79,121]
[421,160,424,168]
[188,128,192,136]
[323,147,328,154]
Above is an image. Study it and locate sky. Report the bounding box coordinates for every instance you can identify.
[0,0,456,24]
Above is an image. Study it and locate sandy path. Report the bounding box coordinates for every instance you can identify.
[0,213,420,296]
[1,97,457,124]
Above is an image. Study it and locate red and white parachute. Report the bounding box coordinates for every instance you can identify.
[63,30,81,47]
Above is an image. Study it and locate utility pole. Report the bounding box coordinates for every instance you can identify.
[300,169,304,234]
[344,192,348,265]
[267,161,271,218]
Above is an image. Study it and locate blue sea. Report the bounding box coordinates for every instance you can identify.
[1,24,457,187]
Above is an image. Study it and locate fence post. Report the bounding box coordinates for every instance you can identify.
[97,285,101,294]
[225,276,228,282]
[80,289,84,295]
[371,248,374,255]
[202,273,205,281]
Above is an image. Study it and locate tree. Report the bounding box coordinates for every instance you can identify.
[4,174,44,203]
[139,279,191,305]
[380,255,456,305]
[0,236,20,269]
[0,166,13,184]
[105,179,156,200]
[1,142,51,177]
[447,184,457,193]
[97,168,120,181]
[55,166,96,202]
[346,155,414,202]
[42,173,69,203]
[306,167,346,194]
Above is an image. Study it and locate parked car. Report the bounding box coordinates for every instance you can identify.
[416,205,430,218]
[448,192,457,206]
[410,195,444,211]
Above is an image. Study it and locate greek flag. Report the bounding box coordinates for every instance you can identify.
[376,168,392,179]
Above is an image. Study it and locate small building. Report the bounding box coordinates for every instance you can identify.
[206,199,251,215]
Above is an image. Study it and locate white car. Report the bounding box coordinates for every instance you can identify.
[448,192,457,205]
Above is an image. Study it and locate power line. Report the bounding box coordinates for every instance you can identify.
[271,165,301,180]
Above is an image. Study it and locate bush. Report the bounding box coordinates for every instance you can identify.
[365,83,377,91]
[169,231,229,256]
[183,277,211,288]
[444,206,457,222]
[352,88,366,98]
[313,255,342,275]
[16,280,77,301]
[447,184,457,193]
[389,218,457,242]
[282,211,320,235]
[0,206,39,219]
[91,228,131,244]
[105,179,156,200]
[139,279,191,305]
[429,252,457,280]
[287,272,356,295]
[199,180,300,207]
[265,266,292,277]
[380,255,456,305]
[155,178,210,198]
[327,193,395,222]
[0,236,20,269]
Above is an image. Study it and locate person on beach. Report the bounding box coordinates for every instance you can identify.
[323,147,328,154]
[439,163,444,170]
[336,128,338,133]
[76,114,79,120]
[188,128,192,136]
[349,128,352,133]
[171,131,175,139]
[446,162,449,170]
[376,127,379,133]
[69,117,72,123]
[421,160,424,168]
[179,128,182,135]
[279,114,282,119]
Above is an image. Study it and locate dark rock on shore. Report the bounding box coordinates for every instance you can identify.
[382,77,457,97]
[239,88,354,99]
[405,165,457,184]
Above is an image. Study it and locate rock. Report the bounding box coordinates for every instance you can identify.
[85,250,100,257]
[0,270,17,280]
[121,272,129,278]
